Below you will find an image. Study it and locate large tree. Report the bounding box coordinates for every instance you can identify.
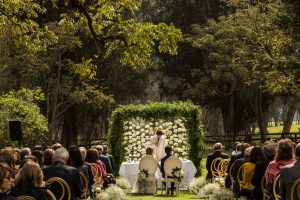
[186,0,299,140]
[0,0,183,147]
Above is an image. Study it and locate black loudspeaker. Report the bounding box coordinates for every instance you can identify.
[9,121,23,141]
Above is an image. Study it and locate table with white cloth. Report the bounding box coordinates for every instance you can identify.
[119,159,197,190]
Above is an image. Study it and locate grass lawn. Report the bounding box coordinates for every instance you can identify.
[125,190,199,200]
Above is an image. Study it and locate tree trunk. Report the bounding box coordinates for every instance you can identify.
[257,89,267,142]
[61,105,78,149]
[282,97,300,133]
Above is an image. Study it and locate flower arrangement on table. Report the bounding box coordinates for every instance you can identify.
[172,167,184,182]
[122,117,189,162]
[138,169,149,181]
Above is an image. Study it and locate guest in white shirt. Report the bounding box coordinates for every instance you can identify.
[232,142,241,156]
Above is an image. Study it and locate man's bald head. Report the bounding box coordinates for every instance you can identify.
[214,143,222,151]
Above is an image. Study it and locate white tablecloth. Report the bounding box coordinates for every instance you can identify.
[119,160,197,190]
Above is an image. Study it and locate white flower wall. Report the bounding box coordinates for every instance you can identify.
[122,117,189,161]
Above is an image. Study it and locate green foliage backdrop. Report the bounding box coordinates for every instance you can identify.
[108,101,205,176]
[0,88,48,147]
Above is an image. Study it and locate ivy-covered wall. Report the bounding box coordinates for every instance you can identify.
[108,101,205,176]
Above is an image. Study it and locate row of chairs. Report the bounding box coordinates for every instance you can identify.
[263,174,300,200]
[210,157,300,200]
[17,163,103,200]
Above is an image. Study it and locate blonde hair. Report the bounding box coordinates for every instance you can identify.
[15,161,43,187]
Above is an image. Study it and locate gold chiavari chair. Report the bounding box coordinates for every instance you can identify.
[90,163,103,188]
[79,171,89,199]
[16,196,36,200]
[273,174,281,200]
[261,175,270,200]
[211,158,229,186]
[46,177,71,200]
[291,176,300,200]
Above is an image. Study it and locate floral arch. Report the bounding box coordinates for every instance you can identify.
[108,102,205,176]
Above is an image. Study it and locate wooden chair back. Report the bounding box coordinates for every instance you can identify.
[46,177,71,200]
[237,163,246,189]
[273,174,281,200]
[79,171,89,199]
[139,155,158,176]
[291,176,300,200]
[17,196,36,200]
[261,175,270,200]
[164,156,182,176]
[90,163,103,187]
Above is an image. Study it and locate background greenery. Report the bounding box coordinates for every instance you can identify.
[108,102,205,176]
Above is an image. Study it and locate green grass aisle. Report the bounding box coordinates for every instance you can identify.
[125,190,199,200]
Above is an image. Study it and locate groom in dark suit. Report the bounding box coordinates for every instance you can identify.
[206,143,229,181]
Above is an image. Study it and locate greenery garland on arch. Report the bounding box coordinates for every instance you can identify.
[108,101,205,176]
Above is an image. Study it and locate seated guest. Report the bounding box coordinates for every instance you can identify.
[102,145,115,174]
[231,145,252,196]
[251,141,276,200]
[10,162,52,200]
[160,145,175,195]
[32,150,44,167]
[69,146,94,197]
[19,148,31,163]
[281,143,300,200]
[206,143,229,181]
[51,143,62,151]
[19,155,38,169]
[0,148,19,176]
[265,139,295,196]
[43,149,54,167]
[241,146,265,198]
[43,147,83,200]
[95,145,113,174]
[85,149,107,178]
[33,145,43,151]
[232,142,241,156]
[0,162,15,200]
[225,143,250,188]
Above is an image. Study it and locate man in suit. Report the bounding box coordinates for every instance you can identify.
[160,145,175,195]
[206,143,229,181]
[102,145,115,174]
[95,145,113,174]
[280,143,300,200]
[43,147,83,200]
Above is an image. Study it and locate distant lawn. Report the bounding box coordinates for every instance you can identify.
[256,123,300,133]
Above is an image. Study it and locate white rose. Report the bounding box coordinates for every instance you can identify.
[124,126,128,130]
[169,141,173,145]
[129,126,132,130]
[174,142,178,146]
